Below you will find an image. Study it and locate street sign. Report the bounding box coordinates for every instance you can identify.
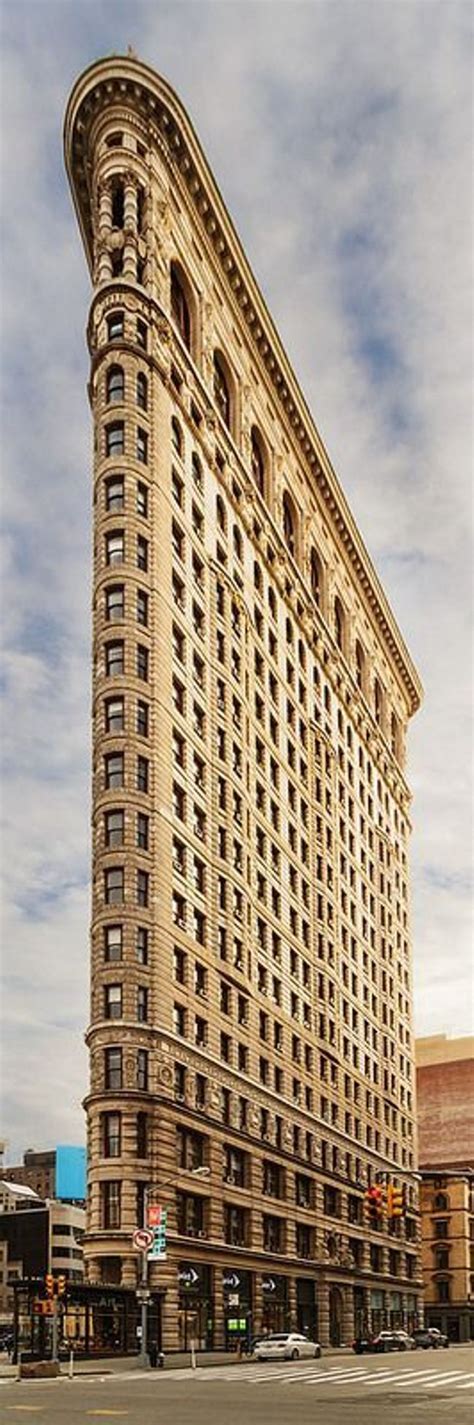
[133,1227,154,1251]
[136,1288,151,1303]
[147,1204,164,1227]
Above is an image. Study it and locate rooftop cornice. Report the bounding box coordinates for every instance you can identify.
[64,55,422,716]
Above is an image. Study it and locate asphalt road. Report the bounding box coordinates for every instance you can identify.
[1,1343,473,1424]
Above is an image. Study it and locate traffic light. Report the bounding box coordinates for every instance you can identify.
[387,1183,405,1218]
[365,1185,384,1223]
[45,1274,54,1298]
[57,1275,66,1297]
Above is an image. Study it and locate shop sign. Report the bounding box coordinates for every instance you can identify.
[223,1271,240,1291]
[262,1276,276,1293]
[227,1317,247,1332]
[178,1266,200,1289]
[228,1293,239,1307]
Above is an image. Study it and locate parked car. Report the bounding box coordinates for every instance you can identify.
[353,1330,414,1354]
[393,1330,416,1350]
[253,1332,321,1361]
[412,1327,449,1350]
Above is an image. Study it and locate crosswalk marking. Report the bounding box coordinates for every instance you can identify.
[456,1381,474,1390]
[422,1372,474,1387]
[211,1362,474,1393]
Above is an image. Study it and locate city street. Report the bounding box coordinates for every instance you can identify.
[1,1345,473,1424]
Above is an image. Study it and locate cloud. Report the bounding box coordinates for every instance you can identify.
[1,0,472,1159]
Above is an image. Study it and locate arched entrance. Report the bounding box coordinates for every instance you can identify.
[329,1286,344,1346]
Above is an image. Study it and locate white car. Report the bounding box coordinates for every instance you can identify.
[253,1331,322,1361]
[393,1330,416,1350]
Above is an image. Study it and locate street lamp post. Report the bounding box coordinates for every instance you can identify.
[137,1166,209,1368]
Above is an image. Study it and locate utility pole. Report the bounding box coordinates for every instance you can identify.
[135,1166,209,1368]
[137,1186,150,1369]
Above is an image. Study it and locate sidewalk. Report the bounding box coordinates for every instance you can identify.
[0,1345,355,1380]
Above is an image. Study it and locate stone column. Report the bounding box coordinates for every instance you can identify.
[121,1255,137,1289]
[123,176,137,280]
[318,1275,330,1348]
[342,1283,355,1344]
[87,1256,101,1285]
[214,1264,226,1350]
[253,1275,264,1338]
[96,185,113,283]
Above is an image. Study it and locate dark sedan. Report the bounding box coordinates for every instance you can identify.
[412,1327,449,1349]
[353,1330,413,1354]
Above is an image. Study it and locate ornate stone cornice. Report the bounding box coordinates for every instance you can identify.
[64,55,422,716]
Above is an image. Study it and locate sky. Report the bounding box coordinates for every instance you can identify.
[0,0,472,1163]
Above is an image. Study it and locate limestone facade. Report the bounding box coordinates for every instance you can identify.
[65,54,423,1349]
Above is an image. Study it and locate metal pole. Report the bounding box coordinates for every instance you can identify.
[51,1297,58,1364]
[138,1186,149,1368]
[68,1349,74,1380]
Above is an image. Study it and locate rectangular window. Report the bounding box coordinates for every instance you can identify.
[102,1112,121,1158]
[136,926,149,965]
[137,590,148,626]
[136,318,147,350]
[137,535,148,571]
[105,531,124,565]
[104,753,124,789]
[137,869,149,906]
[106,423,125,458]
[105,697,124,733]
[107,312,124,341]
[136,1112,148,1157]
[137,1048,148,1090]
[105,810,124,848]
[101,1180,121,1229]
[104,983,122,1019]
[137,427,148,464]
[137,813,149,850]
[137,756,149,792]
[104,1047,122,1089]
[137,986,148,1023]
[137,700,149,737]
[137,644,149,681]
[105,585,124,622]
[105,476,124,511]
[104,924,122,963]
[105,641,124,677]
[137,481,148,518]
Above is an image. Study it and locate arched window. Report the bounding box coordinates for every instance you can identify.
[334,597,346,655]
[310,547,323,607]
[216,495,227,533]
[433,1193,449,1212]
[436,1279,451,1303]
[213,353,231,429]
[107,366,124,405]
[170,263,191,351]
[251,427,266,496]
[355,640,366,692]
[136,372,148,411]
[111,180,125,229]
[283,491,297,558]
[374,677,383,726]
[171,417,183,456]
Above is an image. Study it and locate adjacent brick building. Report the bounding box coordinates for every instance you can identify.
[64,53,423,1352]
[416,1035,474,1170]
[416,1036,474,1340]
